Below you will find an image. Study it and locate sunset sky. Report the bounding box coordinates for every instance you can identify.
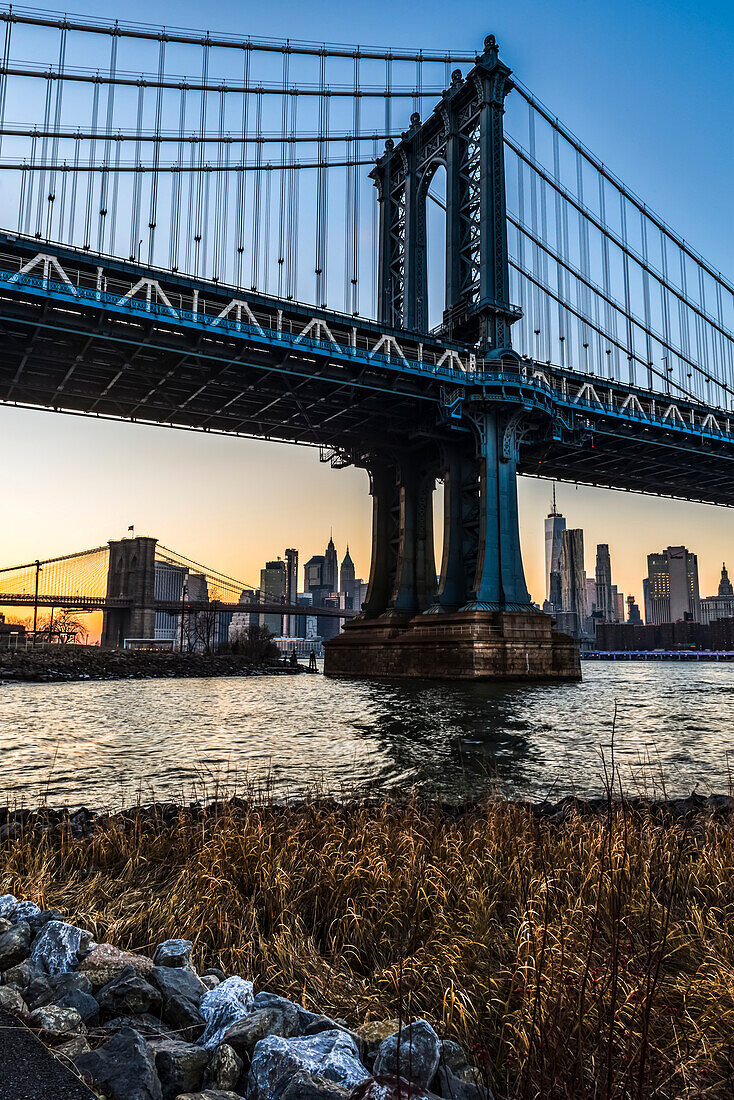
[2,0,733,614]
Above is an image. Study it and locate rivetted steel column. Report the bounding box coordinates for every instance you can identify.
[361,463,400,618]
[465,408,532,609]
[433,441,477,611]
[387,452,437,615]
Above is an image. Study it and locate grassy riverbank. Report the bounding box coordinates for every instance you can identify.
[2,794,733,1098]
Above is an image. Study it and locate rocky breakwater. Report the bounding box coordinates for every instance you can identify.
[0,894,491,1100]
[0,649,303,684]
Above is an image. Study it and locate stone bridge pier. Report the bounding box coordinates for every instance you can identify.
[324,406,580,681]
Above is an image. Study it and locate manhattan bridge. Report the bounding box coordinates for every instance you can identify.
[0,8,732,679]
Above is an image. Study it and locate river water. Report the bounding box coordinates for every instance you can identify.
[1,663,733,807]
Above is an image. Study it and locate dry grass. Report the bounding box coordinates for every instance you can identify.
[2,791,734,1098]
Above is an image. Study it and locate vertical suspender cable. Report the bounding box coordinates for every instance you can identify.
[263,160,272,294]
[0,15,12,167]
[67,133,80,243]
[234,44,251,289]
[97,30,117,252]
[82,78,100,248]
[221,136,230,283]
[193,36,210,277]
[129,81,144,260]
[147,35,166,265]
[45,25,67,241]
[351,55,360,315]
[212,86,226,279]
[24,131,37,235]
[285,91,298,299]
[250,88,263,289]
[170,85,186,270]
[640,210,654,390]
[619,193,635,386]
[109,137,121,256]
[277,48,289,297]
[34,61,54,238]
[344,131,352,313]
[551,128,566,366]
[315,48,327,307]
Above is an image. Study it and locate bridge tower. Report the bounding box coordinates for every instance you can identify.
[100,537,157,648]
[325,37,579,680]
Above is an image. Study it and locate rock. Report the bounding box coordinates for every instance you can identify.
[99,1013,175,1039]
[252,992,305,1036]
[350,1075,443,1100]
[57,988,100,1026]
[280,1070,351,1100]
[28,907,65,936]
[222,1007,284,1059]
[29,1003,86,1035]
[76,1026,163,1100]
[54,1034,92,1062]
[205,1044,243,1091]
[0,920,31,971]
[199,976,255,1050]
[151,1038,210,1100]
[354,1021,400,1068]
[203,967,227,983]
[434,1068,491,1100]
[373,1021,441,1089]
[150,964,206,1033]
[97,965,163,1017]
[1,958,41,989]
[154,938,194,970]
[0,985,28,1014]
[25,970,94,1009]
[173,1092,242,1100]
[0,917,12,936]
[80,942,156,988]
[30,919,94,975]
[355,1021,400,1046]
[437,1042,469,1077]
[13,901,42,924]
[248,1031,371,1100]
[304,1019,366,1061]
[0,894,18,919]
[201,975,221,991]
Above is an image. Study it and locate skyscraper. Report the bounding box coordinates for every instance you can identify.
[260,559,286,635]
[595,544,614,622]
[340,547,356,608]
[644,547,700,624]
[626,594,642,624]
[560,528,587,637]
[719,563,734,597]
[544,485,566,605]
[323,536,338,594]
[284,548,299,637]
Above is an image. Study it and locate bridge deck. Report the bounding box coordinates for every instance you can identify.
[1,235,734,506]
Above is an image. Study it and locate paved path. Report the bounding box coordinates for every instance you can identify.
[0,1010,94,1100]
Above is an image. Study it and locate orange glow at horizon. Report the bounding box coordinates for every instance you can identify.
[2,405,733,629]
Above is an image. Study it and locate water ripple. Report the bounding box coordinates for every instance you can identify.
[1,663,733,807]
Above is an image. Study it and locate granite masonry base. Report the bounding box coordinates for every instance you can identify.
[324,609,581,682]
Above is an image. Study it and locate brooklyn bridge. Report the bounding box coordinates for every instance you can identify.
[1,10,732,678]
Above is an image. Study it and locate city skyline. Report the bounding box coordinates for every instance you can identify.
[1,0,733,634]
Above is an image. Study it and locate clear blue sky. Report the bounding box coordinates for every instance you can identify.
[2,0,733,611]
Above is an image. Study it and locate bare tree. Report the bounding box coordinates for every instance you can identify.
[230,623,279,665]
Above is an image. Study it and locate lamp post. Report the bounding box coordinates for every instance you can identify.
[32,560,40,645]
